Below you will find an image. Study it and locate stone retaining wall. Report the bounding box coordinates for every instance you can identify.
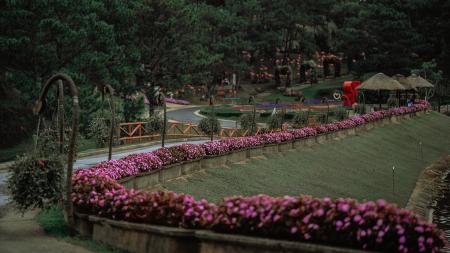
[118,113,422,190]
[74,214,375,253]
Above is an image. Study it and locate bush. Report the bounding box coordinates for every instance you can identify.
[239,114,257,132]
[7,154,64,213]
[88,118,109,148]
[292,111,309,128]
[198,116,221,135]
[145,115,164,134]
[334,107,348,121]
[355,104,366,114]
[316,113,327,124]
[267,114,283,129]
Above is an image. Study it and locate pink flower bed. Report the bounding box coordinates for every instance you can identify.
[213,195,445,253]
[201,141,230,156]
[164,97,190,105]
[71,100,441,253]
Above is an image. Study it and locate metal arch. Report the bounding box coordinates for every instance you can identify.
[33,73,79,232]
[102,85,116,161]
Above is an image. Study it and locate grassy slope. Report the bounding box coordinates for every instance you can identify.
[164,112,450,206]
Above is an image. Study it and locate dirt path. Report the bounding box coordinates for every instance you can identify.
[0,209,93,253]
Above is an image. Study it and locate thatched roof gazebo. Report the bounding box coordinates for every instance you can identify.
[356,73,405,109]
[357,73,405,91]
[406,74,434,88]
[392,74,416,91]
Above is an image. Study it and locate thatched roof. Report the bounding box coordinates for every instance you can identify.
[406,74,434,88]
[392,74,417,90]
[357,73,405,91]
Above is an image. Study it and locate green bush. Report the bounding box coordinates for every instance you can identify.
[199,107,243,117]
[88,118,109,148]
[316,114,327,124]
[145,115,164,134]
[7,154,64,213]
[355,104,366,114]
[267,114,283,129]
[292,111,309,128]
[334,107,348,121]
[198,116,221,135]
[240,114,257,132]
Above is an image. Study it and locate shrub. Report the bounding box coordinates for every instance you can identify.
[335,107,348,121]
[239,114,257,133]
[145,115,164,134]
[355,104,366,114]
[292,111,309,128]
[198,116,221,135]
[153,147,180,166]
[88,118,109,148]
[316,114,327,124]
[267,114,283,129]
[8,154,64,213]
[201,141,230,156]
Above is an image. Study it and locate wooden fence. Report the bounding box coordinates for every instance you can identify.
[118,121,287,144]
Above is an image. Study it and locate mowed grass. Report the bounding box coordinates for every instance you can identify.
[163,112,450,206]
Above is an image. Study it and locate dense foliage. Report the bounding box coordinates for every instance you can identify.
[2,0,449,140]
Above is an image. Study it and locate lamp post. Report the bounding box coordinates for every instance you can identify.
[209,96,215,141]
[249,96,256,134]
[157,93,167,147]
[322,97,329,123]
[103,85,116,161]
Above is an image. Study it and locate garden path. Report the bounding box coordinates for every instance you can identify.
[0,210,93,253]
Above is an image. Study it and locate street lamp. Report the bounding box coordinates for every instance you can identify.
[209,96,215,141]
[157,93,167,147]
[249,96,256,134]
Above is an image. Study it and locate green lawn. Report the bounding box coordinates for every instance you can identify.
[163,112,450,206]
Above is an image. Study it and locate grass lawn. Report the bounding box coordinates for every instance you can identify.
[163,112,450,206]
[36,206,125,253]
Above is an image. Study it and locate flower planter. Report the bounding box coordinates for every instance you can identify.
[195,230,371,253]
[337,129,347,139]
[355,125,365,134]
[88,216,198,253]
[160,163,183,182]
[364,122,374,130]
[391,115,400,123]
[374,120,383,127]
[248,146,263,158]
[263,143,279,155]
[75,215,375,253]
[305,137,316,147]
[382,117,391,126]
[74,212,93,238]
[315,134,327,144]
[346,128,356,136]
[278,141,293,152]
[226,149,248,164]
[201,155,227,169]
[293,138,307,150]
[119,175,136,189]
[181,160,202,175]
[135,170,161,189]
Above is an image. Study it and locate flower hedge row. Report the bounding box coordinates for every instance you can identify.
[72,101,445,252]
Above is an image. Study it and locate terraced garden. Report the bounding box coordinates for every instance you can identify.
[163,112,450,206]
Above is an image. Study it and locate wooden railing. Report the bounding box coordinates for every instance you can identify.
[118,121,288,144]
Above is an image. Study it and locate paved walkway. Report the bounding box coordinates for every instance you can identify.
[0,210,93,253]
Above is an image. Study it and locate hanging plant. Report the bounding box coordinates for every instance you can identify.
[7,154,64,213]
